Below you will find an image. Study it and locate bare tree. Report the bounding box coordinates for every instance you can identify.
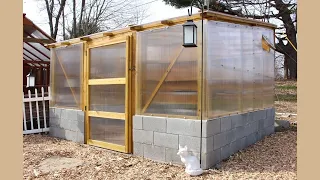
[40,0,148,40]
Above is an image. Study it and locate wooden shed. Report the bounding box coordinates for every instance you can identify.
[48,11,277,169]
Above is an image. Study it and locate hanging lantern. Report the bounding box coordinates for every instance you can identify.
[182,20,197,47]
[26,69,35,87]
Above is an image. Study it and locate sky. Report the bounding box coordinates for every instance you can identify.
[23,0,193,39]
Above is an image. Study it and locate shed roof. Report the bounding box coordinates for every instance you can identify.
[23,14,55,67]
[47,10,277,48]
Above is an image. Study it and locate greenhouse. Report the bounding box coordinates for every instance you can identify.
[48,10,276,169]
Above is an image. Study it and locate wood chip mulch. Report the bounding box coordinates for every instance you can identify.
[23,130,296,180]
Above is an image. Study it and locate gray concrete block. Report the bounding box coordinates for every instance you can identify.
[133,116,143,129]
[133,129,153,144]
[220,116,231,132]
[178,135,201,152]
[246,132,258,147]
[165,148,182,164]
[143,116,166,133]
[202,136,214,153]
[59,118,69,129]
[233,126,246,141]
[247,112,254,123]
[49,117,58,127]
[133,142,144,156]
[143,144,165,162]
[167,118,201,137]
[253,109,267,121]
[65,130,77,141]
[266,108,275,118]
[258,118,265,131]
[50,127,65,139]
[66,110,79,121]
[49,108,55,118]
[265,125,274,136]
[230,114,243,128]
[231,114,249,129]
[60,109,67,120]
[154,132,178,149]
[205,118,221,137]
[77,111,84,122]
[230,137,246,154]
[213,130,234,150]
[201,149,221,169]
[76,131,84,143]
[221,144,232,160]
[73,119,84,133]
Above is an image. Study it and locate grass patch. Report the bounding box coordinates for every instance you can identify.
[276,85,297,90]
[275,94,297,102]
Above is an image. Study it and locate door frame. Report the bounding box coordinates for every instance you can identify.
[84,34,133,153]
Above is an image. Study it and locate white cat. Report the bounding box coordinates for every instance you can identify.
[177,144,203,176]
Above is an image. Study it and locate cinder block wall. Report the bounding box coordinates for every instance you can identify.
[49,107,85,143]
[133,108,275,169]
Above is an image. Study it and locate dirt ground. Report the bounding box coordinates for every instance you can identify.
[23,80,297,179]
[23,129,296,180]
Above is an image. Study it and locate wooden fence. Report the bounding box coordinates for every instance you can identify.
[23,86,50,134]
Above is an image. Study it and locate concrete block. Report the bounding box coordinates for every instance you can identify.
[60,109,67,120]
[49,117,58,127]
[65,130,77,141]
[59,118,69,129]
[66,110,78,121]
[265,126,274,136]
[178,135,201,152]
[230,137,246,154]
[220,116,231,132]
[73,118,84,133]
[133,129,153,144]
[201,149,221,169]
[77,111,84,122]
[49,108,55,118]
[205,118,221,137]
[202,136,214,153]
[253,109,267,121]
[143,144,165,162]
[233,126,246,141]
[167,118,201,137]
[258,118,265,131]
[165,148,182,164]
[133,142,144,156]
[154,132,178,149]
[230,114,244,128]
[266,108,275,118]
[50,127,65,139]
[133,116,143,129]
[246,132,258,147]
[213,130,234,150]
[221,144,232,160]
[143,116,166,133]
[247,112,254,123]
[76,131,84,143]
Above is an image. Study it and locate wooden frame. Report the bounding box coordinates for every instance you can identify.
[84,34,133,153]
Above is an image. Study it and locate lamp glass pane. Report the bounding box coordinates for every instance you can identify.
[194,27,197,45]
[184,26,194,44]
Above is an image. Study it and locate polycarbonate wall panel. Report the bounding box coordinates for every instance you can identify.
[51,43,83,109]
[90,117,125,146]
[136,22,200,117]
[206,21,274,118]
[89,85,125,113]
[89,42,126,79]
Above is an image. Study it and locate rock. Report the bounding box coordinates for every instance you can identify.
[38,156,84,173]
[274,120,290,132]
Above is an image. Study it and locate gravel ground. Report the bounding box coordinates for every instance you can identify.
[23,130,296,180]
[275,80,297,122]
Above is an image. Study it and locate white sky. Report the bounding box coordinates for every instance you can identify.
[23,0,280,40]
[23,0,193,37]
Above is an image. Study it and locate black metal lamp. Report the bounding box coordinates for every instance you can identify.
[26,69,35,87]
[182,20,197,47]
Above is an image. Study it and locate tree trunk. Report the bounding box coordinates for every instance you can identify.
[72,0,76,38]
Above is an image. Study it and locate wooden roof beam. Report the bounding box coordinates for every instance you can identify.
[160,20,175,26]
[129,25,143,31]
[23,37,55,44]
